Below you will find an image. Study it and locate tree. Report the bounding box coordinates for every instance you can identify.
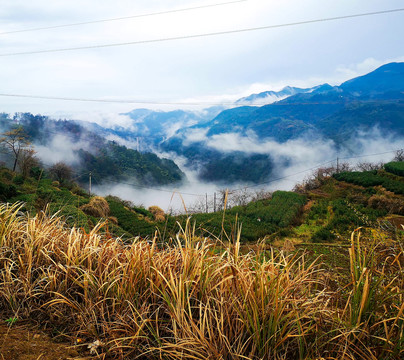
[48,162,73,183]
[356,162,384,171]
[17,149,40,178]
[0,126,31,172]
[393,149,404,162]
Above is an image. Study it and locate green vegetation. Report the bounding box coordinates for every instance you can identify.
[0,203,402,359]
[334,169,404,195]
[178,191,306,242]
[78,142,184,186]
[106,196,163,238]
[1,112,185,186]
[2,160,404,245]
[385,161,404,176]
[0,166,157,238]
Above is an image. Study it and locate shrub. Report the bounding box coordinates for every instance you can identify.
[71,186,87,197]
[50,204,89,229]
[81,196,110,218]
[148,205,165,221]
[384,161,404,177]
[12,175,25,185]
[334,170,404,195]
[312,227,336,243]
[0,183,17,201]
[368,194,404,215]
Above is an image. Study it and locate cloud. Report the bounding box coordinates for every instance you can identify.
[34,134,89,166]
[335,56,404,83]
[90,125,404,213]
[182,128,209,146]
[55,111,136,130]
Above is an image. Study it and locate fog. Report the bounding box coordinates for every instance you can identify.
[35,133,91,166]
[93,127,403,213]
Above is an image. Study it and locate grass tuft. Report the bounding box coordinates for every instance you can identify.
[0,204,402,359]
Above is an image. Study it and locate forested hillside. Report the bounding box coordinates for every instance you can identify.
[0,113,185,186]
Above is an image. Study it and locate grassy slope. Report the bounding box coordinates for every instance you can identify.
[0,203,403,359]
[293,163,404,244]
[1,162,403,245]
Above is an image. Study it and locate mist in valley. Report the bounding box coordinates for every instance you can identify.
[92,126,404,213]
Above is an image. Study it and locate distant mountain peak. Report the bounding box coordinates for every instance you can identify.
[235,84,332,105]
[340,62,404,95]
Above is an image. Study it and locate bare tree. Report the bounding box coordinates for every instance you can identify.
[48,162,73,183]
[356,162,384,171]
[17,149,40,178]
[393,149,404,162]
[0,126,31,171]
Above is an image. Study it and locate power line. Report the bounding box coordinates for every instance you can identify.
[228,149,401,192]
[93,175,204,197]
[0,8,403,57]
[0,0,248,36]
[229,159,336,192]
[339,149,402,160]
[0,92,237,106]
[0,92,402,107]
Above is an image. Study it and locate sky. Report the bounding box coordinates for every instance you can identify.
[0,0,403,117]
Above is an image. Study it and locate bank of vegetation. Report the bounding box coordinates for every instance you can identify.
[0,202,403,359]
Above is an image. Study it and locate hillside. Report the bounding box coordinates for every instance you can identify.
[157,62,404,183]
[0,167,403,359]
[1,159,403,245]
[8,64,402,186]
[0,113,185,186]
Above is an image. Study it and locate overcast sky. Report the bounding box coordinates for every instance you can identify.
[0,0,403,119]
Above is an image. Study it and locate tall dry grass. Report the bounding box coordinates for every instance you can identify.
[0,202,403,359]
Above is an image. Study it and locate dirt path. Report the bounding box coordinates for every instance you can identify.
[0,323,85,360]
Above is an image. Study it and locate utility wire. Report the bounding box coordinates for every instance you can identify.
[94,148,402,196]
[339,149,402,160]
[0,92,402,107]
[0,92,240,106]
[93,175,204,197]
[229,159,337,192]
[0,8,403,57]
[11,148,402,198]
[228,148,401,192]
[0,0,248,36]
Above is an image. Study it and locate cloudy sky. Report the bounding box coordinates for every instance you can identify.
[0,0,403,118]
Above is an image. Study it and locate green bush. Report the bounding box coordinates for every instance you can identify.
[0,183,17,201]
[107,198,158,238]
[334,171,404,195]
[179,191,306,242]
[384,161,404,177]
[12,175,25,185]
[312,227,336,243]
[49,204,89,230]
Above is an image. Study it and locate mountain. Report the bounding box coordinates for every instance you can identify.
[76,107,225,153]
[235,84,334,105]
[340,62,404,96]
[5,63,401,187]
[158,62,404,183]
[0,113,185,186]
[185,62,404,139]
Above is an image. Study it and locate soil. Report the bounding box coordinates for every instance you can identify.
[0,322,88,360]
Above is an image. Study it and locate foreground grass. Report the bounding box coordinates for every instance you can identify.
[0,203,403,359]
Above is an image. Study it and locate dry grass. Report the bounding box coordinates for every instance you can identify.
[80,196,110,218]
[148,205,165,222]
[0,202,403,359]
